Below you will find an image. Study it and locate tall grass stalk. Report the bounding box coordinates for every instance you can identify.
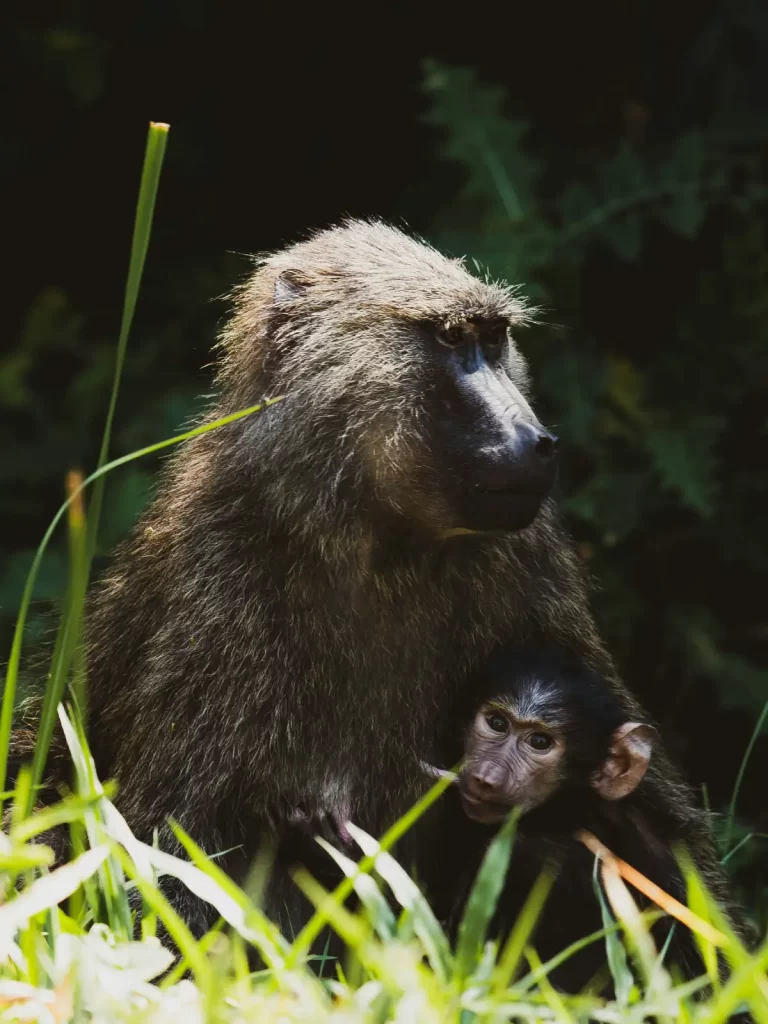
[724,698,768,853]
[87,122,169,562]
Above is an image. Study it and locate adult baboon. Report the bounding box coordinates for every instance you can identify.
[45,221,726,934]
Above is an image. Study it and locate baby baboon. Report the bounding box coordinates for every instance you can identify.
[420,648,747,990]
[28,220,728,935]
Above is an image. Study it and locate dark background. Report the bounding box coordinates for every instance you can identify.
[2,1,767,911]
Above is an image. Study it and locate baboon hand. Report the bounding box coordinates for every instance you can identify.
[287,802,354,848]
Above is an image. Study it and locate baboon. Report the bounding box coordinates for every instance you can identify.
[23,220,732,937]
[419,648,747,990]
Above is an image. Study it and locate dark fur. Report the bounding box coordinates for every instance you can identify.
[420,649,748,991]
[13,221,738,940]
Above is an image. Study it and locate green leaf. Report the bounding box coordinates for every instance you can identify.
[316,837,397,943]
[681,619,768,717]
[538,349,603,447]
[493,864,557,992]
[559,182,599,227]
[0,846,109,954]
[454,808,520,982]
[659,190,705,239]
[0,549,68,610]
[645,417,724,517]
[345,822,452,984]
[422,60,539,224]
[592,857,635,1008]
[600,145,647,196]
[659,133,705,187]
[599,212,643,261]
[566,471,649,541]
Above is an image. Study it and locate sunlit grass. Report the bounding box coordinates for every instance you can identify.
[1,122,766,1023]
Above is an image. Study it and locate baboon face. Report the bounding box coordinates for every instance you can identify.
[414,317,558,532]
[240,221,559,534]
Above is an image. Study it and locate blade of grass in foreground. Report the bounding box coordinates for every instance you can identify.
[345,820,452,984]
[87,121,169,562]
[19,124,169,819]
[454,807,520,983]
[493,861,556,993]
[288,768,456,965]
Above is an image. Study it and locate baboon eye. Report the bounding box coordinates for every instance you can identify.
[435,324,463,349]
[527,732,553,751]
[482,329,508,361]
[486,713,508,733]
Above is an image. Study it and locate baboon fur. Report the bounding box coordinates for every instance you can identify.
[24,220,741,939]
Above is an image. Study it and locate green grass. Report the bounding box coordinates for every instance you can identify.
[1,123,767,1022]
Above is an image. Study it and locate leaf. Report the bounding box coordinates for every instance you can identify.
[559,182,599,227]
[422,60,539,223]
[315,837,397,943]
[566,471,650,541]
[592,857,635,1007]
[167,819,291,968]
[599,212,643,261]
[346,822,453,984]
[493,865,557,992]
[683,624,768,718]
[645,417,724,517]
[454,808,520,982]
[0,548,69,614]
[658,133,705,188]
[604,356,649,426]
[659,190,705,239]
[0,847,109,957]
[538,349,604,447]
[600,145,647,197]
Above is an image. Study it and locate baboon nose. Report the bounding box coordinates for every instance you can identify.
[470,769,502,797]
[535,432,559,459]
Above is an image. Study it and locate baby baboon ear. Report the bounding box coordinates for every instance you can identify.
[591,722,657,801]
[273,269,310,306]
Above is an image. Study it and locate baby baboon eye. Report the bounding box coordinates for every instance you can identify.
[527,732,553,751]
[486,713,508,733]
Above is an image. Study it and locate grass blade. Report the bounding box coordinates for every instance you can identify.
[493,862,557,993]
[86,121,169,563]
[23,471,89,821]
[592,855,633,1006]
[0,848,109,959]
[454,807,520,983]
[345,821,453,983]
[289,768,455,964]
[724,698,768,852]
[315,836,398,942]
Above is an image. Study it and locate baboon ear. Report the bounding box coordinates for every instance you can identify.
[591,722,656,801]
[273,270,309,306]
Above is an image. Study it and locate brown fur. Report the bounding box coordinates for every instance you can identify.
[19,220,740,938]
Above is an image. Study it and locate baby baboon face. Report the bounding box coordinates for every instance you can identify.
[417,317,558,532]
[456,652,656,825]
